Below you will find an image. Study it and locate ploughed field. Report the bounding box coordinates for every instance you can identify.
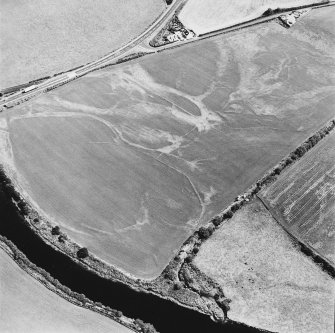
[0,0,163,89]
[193,199,335,333]
[178,0,323,35]
[0,247,132,333]
[260,130,335,265]
[1,7,334,279]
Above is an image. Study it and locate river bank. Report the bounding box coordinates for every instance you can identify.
[0,170,262,333]
[1,117,334,332]
[0,237,138,333]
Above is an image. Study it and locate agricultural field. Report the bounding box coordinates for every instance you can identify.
[178,0,324,35]
[0,247,132,333]
[0,0,164,89]
[193,199,335,333]
[0,7,334,279]
[260,130,335,265]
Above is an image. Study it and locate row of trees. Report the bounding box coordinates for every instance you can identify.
[187,120,335,254]
[134,319,158,333]
[135,119,334,320]
[0,166,161,333]
[51,225,88,258]
[1,235,90,303]
[263,8,282,16]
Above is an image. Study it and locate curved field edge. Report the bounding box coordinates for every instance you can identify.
[0,236,149,333]
[7,10,335,278]
[0,163,225,322]
[165,118,335,272]
[0,113,333,327]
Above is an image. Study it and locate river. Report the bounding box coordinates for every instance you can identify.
[0,185,262,333]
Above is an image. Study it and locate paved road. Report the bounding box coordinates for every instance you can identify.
[1,1,333,111]
[140,2,334,52]
[0,0,185,110]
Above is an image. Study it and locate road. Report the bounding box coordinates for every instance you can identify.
[1,0,333,111]
[140,1,334,53]
[0,0,185,110]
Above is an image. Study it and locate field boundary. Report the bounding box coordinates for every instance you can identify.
[0,163,224,323]
[0,119,335,322]
[171,119,335,255]
[143,118,335,321]
[256,196,335,277]
[0,113,334,326]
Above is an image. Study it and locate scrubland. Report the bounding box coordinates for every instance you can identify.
[260,130,335,265]
[0,0,163,89]
[0,247,132,333]
[194,199,335,333]
[0,7,334,279]
[178,0,324,34]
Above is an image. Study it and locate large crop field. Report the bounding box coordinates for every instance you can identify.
[260,130,335,265]
[0,0,164,89]
[179,0,323,35]
[1,7,334,279]
[194,199,335,333]
[0,247,132,333]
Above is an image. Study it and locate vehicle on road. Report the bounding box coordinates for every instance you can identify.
[22,85,37,93]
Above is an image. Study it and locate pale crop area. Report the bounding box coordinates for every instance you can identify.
[0,7,334,279]
[179,0,324,35]
[194,199,335,333]
[0,0,163,89]
[0,247,132,333]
